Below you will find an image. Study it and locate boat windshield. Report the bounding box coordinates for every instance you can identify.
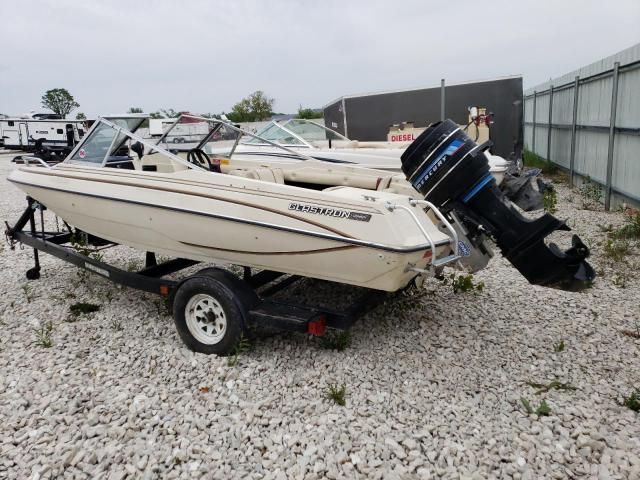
[60,114,324,171]
[155,114,318,162]
[243,119,349,147]
[243,122,306,146]
[68,117,145,164]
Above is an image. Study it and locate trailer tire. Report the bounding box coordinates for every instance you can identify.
[173,274,248,355]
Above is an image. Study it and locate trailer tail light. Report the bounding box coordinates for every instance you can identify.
[307,316,327,336]
[159,285,170,296]
[422,249,433,258]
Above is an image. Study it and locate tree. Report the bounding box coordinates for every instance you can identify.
[149,111,165,119]
[127,107,144,113]
[249,91,274,121]
[228,91,275,122]
[41,88,80,118]
[296,105,323,119]
[159,108,187,119]
[75,112,87,120]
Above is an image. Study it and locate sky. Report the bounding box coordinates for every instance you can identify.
[1,0,638,117]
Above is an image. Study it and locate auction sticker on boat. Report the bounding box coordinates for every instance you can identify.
[78,149,86,159]
[289,202,371,222]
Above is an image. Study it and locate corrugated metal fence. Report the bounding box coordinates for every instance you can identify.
[523,43,640,209]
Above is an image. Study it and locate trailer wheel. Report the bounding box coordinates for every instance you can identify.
[173,274,248,355]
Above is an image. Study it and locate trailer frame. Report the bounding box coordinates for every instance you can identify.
[5,197,391,353]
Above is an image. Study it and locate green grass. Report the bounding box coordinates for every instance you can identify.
[578,176,603,210]
[526,380,576,394]
[326,383,346,406]
[33,321,54,348]
[622,389,640,412]
[543,188,558,214]
[21,283,35,303]
[523,149,558,174]
[521,397,551,417]
[448,273,484,294]
[603,238,631,262]
[610,211,640,241]
[553,340,565,353]
[227,334,252,366]
[320,331,352,351]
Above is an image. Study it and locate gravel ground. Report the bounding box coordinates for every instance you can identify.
[0,151,639,480]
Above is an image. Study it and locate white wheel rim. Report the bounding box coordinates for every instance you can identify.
[185,294,227,345]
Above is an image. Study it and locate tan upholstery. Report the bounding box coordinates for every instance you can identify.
[228,167,285,184]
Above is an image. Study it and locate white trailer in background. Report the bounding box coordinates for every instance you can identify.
[149,118,210,143]
[0,118,86,150]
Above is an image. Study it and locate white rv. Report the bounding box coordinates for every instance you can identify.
[0,119,86,151]
[148,118,210,143]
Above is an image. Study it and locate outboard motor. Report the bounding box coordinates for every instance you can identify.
[401,119,595,291]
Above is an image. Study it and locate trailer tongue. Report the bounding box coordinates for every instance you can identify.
[401,119,595,291]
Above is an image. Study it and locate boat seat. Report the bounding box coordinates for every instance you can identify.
[228,167,285,184]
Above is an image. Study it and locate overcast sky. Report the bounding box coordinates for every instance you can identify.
[1,0,638,117]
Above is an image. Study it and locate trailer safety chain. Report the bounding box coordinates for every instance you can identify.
[4,221,18,250]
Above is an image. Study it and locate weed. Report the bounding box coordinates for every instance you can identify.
[611,273,627,288]
[126,259,143,272]
[543,188,558,214]
[603,238,630,262]
[523,149,558,174]
[447,273,484,294]
[578,177,602,210]
[110,318,124,331]
[70,232,92,256]
[33,321,54,348]
[320,331,352,351]
[526,380,576,394]
[154,298,169,317]
[622,389,640,412]
[621,319,640,339]
[610,210,640,241]
[520,397,533,414]
[553,340,566,353]
[70,302,101,316]
[521,397,551,416]
[326,383,346,406]
[89,252,104,263]
[227,334,251,366]
[536,400,551,416]
[21,283,35,303]
[104,289,114,302]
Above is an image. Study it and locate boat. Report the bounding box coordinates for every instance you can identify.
[8,116,465,292]
[6,115,594,354]
[204,117,510,184]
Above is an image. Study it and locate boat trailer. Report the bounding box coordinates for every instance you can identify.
[5,197,390,355]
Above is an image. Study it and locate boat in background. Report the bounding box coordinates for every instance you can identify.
[206,118,510,184]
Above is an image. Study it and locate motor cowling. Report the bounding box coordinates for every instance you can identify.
[401,120,595,291]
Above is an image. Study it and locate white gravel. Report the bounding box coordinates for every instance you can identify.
[1,151,639,479]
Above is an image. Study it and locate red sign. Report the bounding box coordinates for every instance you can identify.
[390,133,415,142]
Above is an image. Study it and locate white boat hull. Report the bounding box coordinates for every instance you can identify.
[208,144,510,185]
[9,165,452,291]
